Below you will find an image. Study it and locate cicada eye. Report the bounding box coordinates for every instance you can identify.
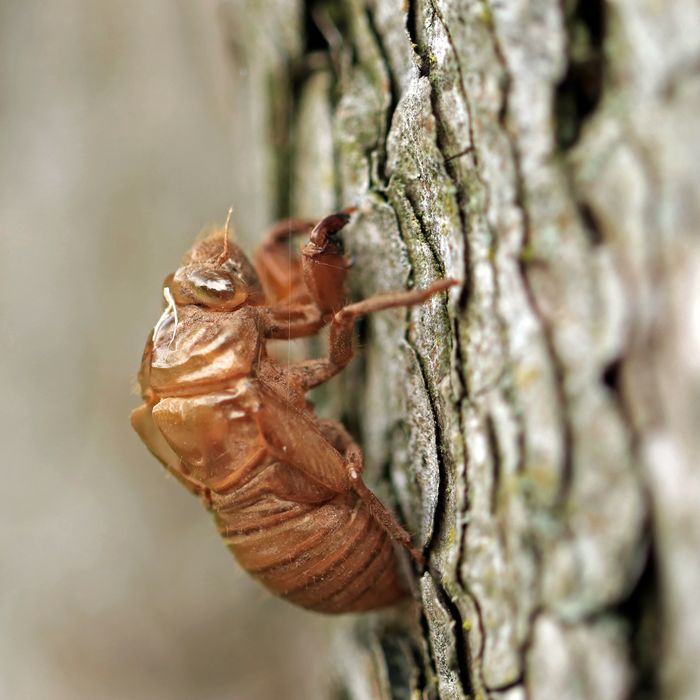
[172,266,248,309]
[190,268,235,294]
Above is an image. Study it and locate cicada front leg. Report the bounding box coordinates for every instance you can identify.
[317,419,425,566]
[255,211,357,341]
[300,209,354,314]
[284,277,458,392]
[254,218,317,306]
[254,384,424,564]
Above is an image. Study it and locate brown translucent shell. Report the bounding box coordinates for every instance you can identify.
[131,213,457,613]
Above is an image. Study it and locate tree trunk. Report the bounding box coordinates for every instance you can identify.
[224,1,700,698]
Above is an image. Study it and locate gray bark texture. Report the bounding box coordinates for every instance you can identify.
[223,1,700,698]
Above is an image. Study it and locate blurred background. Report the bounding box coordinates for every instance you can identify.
[0,2,337,698]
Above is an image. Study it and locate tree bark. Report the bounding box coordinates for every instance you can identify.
[224,1,700,698]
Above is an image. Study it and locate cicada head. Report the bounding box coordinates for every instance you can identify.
[170,217,265,310]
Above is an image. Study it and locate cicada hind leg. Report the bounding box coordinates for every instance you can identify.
[242,384,417,613]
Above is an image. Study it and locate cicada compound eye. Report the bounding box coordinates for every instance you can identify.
[172,265,248,310]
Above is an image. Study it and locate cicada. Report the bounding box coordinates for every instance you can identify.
[131,210,455,613]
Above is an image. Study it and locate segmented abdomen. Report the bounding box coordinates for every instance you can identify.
[213,462,407,614]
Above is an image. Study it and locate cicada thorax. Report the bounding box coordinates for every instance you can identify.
[146,304,262,395]
[145,301,277,489]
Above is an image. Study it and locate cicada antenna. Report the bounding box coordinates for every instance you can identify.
[217,206,234,264]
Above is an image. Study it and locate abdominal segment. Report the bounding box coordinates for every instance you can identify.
[215,474,407,614]
[150,382,407,613]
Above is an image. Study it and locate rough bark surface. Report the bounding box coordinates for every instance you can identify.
[224,1,700,698]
